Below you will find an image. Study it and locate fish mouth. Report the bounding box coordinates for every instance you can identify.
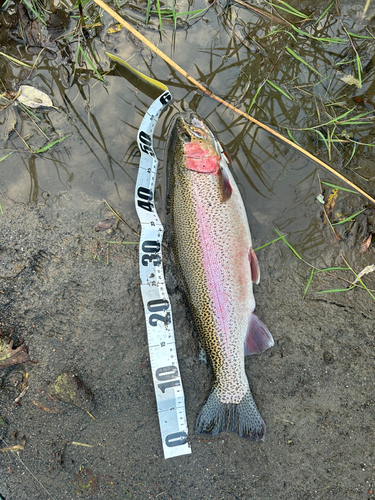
[188,113,205,130]
[179,113,210,141]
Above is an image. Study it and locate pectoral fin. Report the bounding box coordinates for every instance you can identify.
[244,313,274,355]
[249,247,260,284]
[219,167,232,202]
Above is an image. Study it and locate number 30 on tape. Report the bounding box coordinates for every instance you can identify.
[135,90,191,459]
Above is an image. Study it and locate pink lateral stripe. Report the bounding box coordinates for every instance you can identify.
[192,182,232,368]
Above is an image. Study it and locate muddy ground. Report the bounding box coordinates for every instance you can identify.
[0,189,374,500]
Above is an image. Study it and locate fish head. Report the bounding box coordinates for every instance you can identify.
[172,113,221,174]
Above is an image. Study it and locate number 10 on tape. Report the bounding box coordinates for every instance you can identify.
[135,90,191,459]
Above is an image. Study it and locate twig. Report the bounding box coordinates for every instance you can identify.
[32,400,60,413]
[103,199,139,236]
[14,386,28,403]
[72,441,94,447]
[0,437,57,500]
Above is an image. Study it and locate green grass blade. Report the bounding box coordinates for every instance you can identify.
[347,32,373,39]
[300,108,365,131]
[0,52,32,68]
[346,139,375,147]
[266,79,293,100]
[303,268,314,298]
[355,51,362,87]
[18,102,41,121]
[0,152,13,162]
[78,46,108,84]
[343,141,357,168]
[317,287,354,293]
[247,85,263,114]
[316,1,334,23]
[285,47,323,77]
[314,267,350,273]
[172,0,177,29]
[340,111,372,123]
[33,134,71,154]
[286,128,300,145]
[22,0,47,25]
[253,236,284,252]
[70,0,91,9]
[339,120,372,126]
[314,129,329,153]
[145,0,151,25]
[332,209,365,225]
[291,25,344,44]
[181,7,208,20]
[320,182,357,194]
[150,9,174,14]
[156,0,163,33]
[335,58,358,66]
[274,229,302,260]
[272,0,308,18]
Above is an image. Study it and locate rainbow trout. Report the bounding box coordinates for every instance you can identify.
[167,113,274,440]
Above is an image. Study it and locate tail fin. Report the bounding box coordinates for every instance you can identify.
[195,388,266,440]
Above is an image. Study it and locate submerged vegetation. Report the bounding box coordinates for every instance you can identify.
[0,0,374,283]
[0,0,374,167]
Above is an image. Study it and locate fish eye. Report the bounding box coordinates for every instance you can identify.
[180,132,191,143]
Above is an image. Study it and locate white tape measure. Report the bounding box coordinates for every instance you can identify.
[135,89,191,459]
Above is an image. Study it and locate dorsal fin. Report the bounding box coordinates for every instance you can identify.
[244,313,274,355]
[249,247,260,284]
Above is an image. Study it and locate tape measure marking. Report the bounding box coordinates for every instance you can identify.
[135,90,191,459]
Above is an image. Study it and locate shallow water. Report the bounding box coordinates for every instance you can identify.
[1,0,375,498]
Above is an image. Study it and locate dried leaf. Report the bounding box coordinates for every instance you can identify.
[53,372,94,412]
[0,444,25,452]
[32,400,60,413]
[2,106,17,141]
[17,85,54,109]
[0,335,29,369]
[362,233,372,254]
[351,264,375,286]
[107,23,123,33]
[340,74,362,88]
[323,188,338,225]
[94,218,116,231]
[74,468,98,497]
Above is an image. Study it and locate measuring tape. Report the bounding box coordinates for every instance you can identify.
[135,89,191,459]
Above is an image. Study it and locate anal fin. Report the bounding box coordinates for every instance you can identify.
[244,313,274,355]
